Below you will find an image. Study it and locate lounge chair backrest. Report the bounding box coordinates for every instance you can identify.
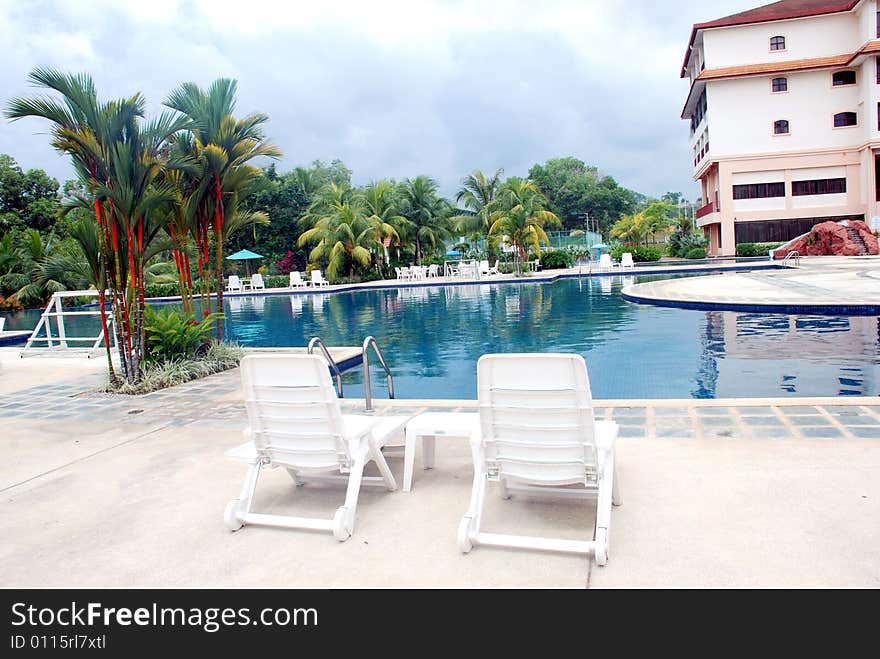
[251,273,264,288]
[621,253,634,267]
[477,354,598,485]
[0,317,4,332]
[311,270,325,284]
[428,264,439,276]
[228,275,241,288]
[479,260,489,273]
[599,254,612,268]
[290,271,303,286]
[240,354,348,471]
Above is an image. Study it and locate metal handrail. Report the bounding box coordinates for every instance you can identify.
[308,336,344,398]
[362,336,395,413]
[783,251,801,267]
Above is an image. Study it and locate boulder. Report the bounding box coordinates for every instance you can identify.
[771,220,879,259]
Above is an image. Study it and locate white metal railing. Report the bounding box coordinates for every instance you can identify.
[782,251,801,267]
[20,290,116,358]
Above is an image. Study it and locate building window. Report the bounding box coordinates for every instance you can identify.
[832,70,857,86]
[877,11,880,38]
[770,36,786,51]
[833,112,858,127]
[771,77,788,92]
[792,178,847,196]
[773,120,790,135]
[733,182,786,200]
[876,57,880,84]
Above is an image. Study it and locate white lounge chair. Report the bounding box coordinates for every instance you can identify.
[226,275,243,293]
[427,264,440,278]
[598,254,616,271]
[620,253,635,269]
[486,260,501,276]
[289,271,308,288]
[479,260,490,276]
[311,270,330,287]
[224,354,410,540]
[250,273,265,290]
[0,317,4,332]
[458,353,622,565]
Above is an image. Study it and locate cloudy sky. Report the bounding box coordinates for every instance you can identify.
[0,0,760,200]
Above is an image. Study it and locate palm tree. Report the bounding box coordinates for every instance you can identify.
[610,213,647,245]
[164,78,281,340]
[359,180,404,270]
[452,168,504,237]
[397,176,451,265]
[297,198,375,280]
[488,178,560,270]
[6,68,185,383]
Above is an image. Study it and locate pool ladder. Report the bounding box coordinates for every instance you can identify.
[307,335,395,412]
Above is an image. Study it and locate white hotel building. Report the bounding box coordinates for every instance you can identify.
[682,0,880,255]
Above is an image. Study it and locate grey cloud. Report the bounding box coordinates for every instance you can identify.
[0,0,762,201]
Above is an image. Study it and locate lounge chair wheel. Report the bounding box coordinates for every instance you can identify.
[224,499,244,531]
[595,528,608,566]
[457,516,474,553]
[332,507,352,542]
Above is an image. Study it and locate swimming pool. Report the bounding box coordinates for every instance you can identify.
[4,274,879,399]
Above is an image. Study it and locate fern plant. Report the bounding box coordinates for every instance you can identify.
[144,306,224,363]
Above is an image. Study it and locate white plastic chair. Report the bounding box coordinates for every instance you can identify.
[428,264,440,278]
[479,260,490,276]
[224,354,411,540]
[598,254,616,271]
[458,354,622,565]
[289,271,307,288]
[0,317,4,332]
[311,270,330,287]
[250,273,265,290]
[487,260,501,276]
[226,275,242,292]
[620,253,635,269]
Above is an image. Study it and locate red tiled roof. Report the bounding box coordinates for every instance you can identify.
[696,53,852,81]
[681,1,860,77]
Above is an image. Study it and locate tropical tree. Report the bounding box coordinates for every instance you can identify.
[6,68,186,383]
[298,189,397,281]
[452,168,504,237]
[359,180,404,268]
[488,178,561,271]
[609,212,646,245]
[0,229,69,307]
[163,78,281,340]
[396,175,451,264]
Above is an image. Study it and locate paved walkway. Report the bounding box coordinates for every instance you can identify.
[1,359,878,587]
[623,256,880,313]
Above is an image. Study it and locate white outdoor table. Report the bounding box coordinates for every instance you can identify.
[403,412,480,492]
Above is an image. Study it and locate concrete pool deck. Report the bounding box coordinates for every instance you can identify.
[1,354,878,588]
[623,255,880,314]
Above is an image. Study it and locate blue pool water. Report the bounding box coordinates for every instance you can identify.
[4,274,879,399]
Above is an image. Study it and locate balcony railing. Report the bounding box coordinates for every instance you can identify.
[695,202,717,219]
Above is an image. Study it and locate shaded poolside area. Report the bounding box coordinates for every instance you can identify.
[1,354,878,588]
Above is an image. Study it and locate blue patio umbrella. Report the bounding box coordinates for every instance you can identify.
[591,243,609,252]
[226,248,265,275]
[445,250,462,257]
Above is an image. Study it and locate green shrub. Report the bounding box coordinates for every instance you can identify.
[539,250,574,270]
[107,342,244,395]
[685,247,707,259]
[735,242,784,257]
[144,282,181,299]
[144,306,223,363]
[667,230,707,257]
[610,245,662,262]
[264,275,287,289]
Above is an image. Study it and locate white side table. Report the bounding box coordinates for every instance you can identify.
[403,412,480,492]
